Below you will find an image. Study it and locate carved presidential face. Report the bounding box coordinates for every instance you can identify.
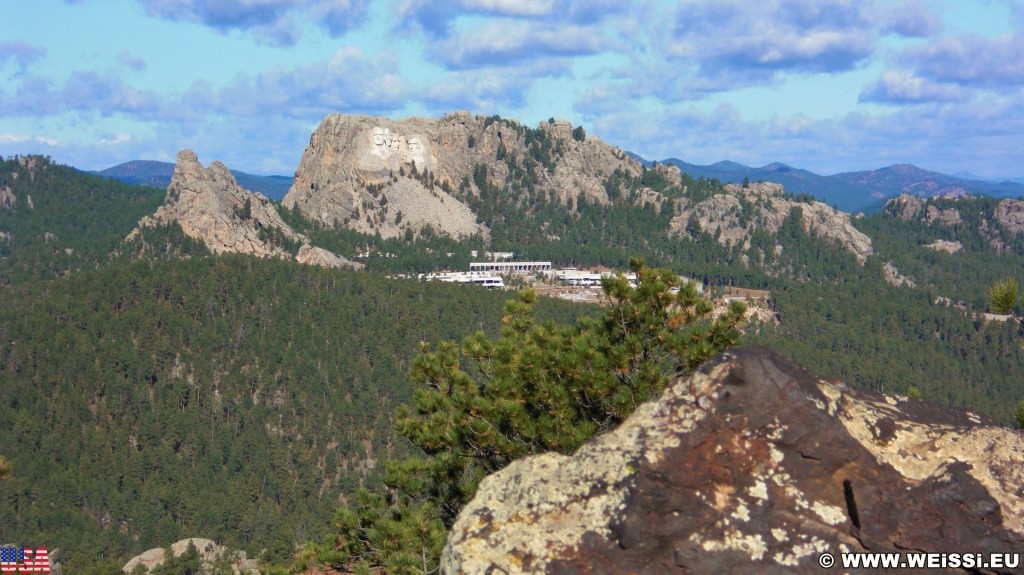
[390,134,403,152]
[372,127,385,145]
[407,137,421,152]
[383,129,393,147]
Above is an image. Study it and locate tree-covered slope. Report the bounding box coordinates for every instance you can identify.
[0,255,594,571]
[0,155,166,284]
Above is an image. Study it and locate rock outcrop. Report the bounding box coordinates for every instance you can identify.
[669,182,874,264]
[0,184,13,209]
[882,261,916,288]
[925,239,964,254]
[995,199,1024,236]
[122,538,259,574]
[885,193,926,221]
[886,193,963,226]
[130,150,361,270]
[282,112,647,239]
[927,204,963,226]
[443,348,1024,575]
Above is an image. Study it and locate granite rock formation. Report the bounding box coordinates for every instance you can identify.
[282,112,650,239]
[669,182,874,264]
[994,199,1024,236]
[886,194,1024,254]
[122,538,259,575]
[925,239,965,254]
[887,193,927,221]
[882,261,916,288]
[0,184,13,209]
[886,193,963,226]
[443,348,1024,575]
[130,150,361,270]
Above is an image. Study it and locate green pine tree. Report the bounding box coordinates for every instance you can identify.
[989,277,1020,315]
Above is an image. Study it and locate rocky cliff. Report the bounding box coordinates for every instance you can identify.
[886,193,963,225]
[669,182,874,264]
[130,150,361,269]
[885,193,1024,254]
[282,112,650,239]
[122,538,259,575]
[443,348,1024,574]
[147,115,884,269]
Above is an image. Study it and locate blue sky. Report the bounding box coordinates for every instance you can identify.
[1,0,1022,179]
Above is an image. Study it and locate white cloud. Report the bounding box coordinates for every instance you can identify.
[901,33,1024,88]
[435,21,610,69]
[137,0,371,44]
[462,0,554,16]
[0,134,61,146]
[859,70,969,103]
[97,133,133,145]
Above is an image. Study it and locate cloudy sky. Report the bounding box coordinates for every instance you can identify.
[2,0,1022,178]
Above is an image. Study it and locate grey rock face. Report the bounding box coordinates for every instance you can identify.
[886,193,926,221]
[443,348,1024,575]
[925,239,965,254]
[122,538,259,575]
[0,184,13,209]
[882,261,917,288]
[282,112,648,239]
[130,150,361,270]
[669,182,874,263]
[995,199,1024,235]
[925,204,963,226]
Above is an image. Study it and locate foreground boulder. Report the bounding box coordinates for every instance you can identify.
[442,347,1024,574]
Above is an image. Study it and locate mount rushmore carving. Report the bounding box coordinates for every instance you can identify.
[359,125,437,173]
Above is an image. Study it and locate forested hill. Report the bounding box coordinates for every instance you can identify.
[0,255,595,572]
[0,155,166,284]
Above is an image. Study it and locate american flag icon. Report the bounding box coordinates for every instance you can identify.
[0,548,50,573]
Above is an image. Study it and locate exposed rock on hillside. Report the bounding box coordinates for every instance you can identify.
[130,150,361,269]
[886,193,962,226]
[886,194,1024,254]
[888,193,927,221]
[282,112,647,239]
[669,182,874,263]
[0,184,13,209]
[443,348,1024,575]
[122,538,259,575]
[927,204,963,226]
[882,261,916,288]
[925,239,964,254]
[995,199,1024,235]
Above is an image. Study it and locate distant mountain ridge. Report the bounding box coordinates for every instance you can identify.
[655,158,1024,212]
[93,160,293,201]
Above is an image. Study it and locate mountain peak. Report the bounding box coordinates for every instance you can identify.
[130,150,360,269]
[282,112,653,240]
[707,160,750,172]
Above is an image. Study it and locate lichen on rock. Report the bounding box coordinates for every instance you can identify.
[443,348,1024,574]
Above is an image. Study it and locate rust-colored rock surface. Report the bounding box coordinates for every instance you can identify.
[443,348,1024,574]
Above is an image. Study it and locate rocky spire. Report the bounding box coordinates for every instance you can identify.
[129,149,361,269]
